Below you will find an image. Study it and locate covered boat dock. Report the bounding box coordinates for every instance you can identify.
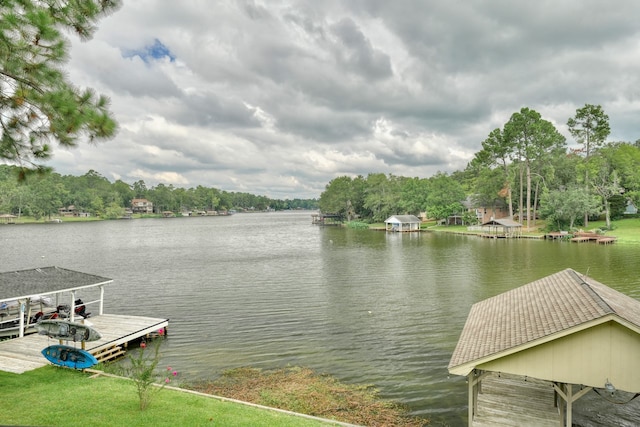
[0,313,168,373]
[478,218,522,238]
[449,269,640,426]
[384,215,422,232]
[1,266,113,338]
[0,267,169,373]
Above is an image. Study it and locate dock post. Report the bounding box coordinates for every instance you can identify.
[18,300,26,338]
[99,286,104,315]
[70,291,76,322]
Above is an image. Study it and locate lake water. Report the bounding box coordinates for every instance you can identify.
[1,211,639,425]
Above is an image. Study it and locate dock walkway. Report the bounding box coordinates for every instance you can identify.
[0,314,168,374]
[472,373,560,426]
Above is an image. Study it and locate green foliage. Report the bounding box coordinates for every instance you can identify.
[0,165,318,218]
[608,194,627,220]
[125,334,178,410]
[104,201,125,219]
[600,142,640,205]
[504,107,566,227]
[346,221,369,229]
[318,176,357,218]
[425,172,465,220]
[398,177,429,215]
[363,173,402,222]
[588,158,624,229]
[567,104,611,157]
[0,0,121,176]
[540,186,600,230]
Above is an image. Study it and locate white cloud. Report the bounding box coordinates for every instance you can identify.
[37,0,640,199]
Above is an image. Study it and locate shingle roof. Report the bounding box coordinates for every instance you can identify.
[481,218,522,227]
[0,266,112,302]
[448,268,640,372]
[384,215,421,223]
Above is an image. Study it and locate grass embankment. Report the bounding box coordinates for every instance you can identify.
[0,366,331,427]
[0,366,428,427]
[589,218,640,243]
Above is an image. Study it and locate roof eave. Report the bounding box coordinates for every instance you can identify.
[448,313,628,377]
[0,279,113,303]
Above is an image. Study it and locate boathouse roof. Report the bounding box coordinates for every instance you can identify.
[448,268,640,391]
[480,218,522,227]
[0,266,112,303]
[384,215,421,224]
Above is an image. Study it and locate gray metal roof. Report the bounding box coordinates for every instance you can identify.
[448,268,640,372]
[0,266,112,302]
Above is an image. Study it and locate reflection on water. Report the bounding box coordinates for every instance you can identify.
[1,212,639,424]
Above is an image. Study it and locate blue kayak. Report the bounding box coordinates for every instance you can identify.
[41,345,98,369]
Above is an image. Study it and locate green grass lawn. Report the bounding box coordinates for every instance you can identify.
[0,366,337,427]
[587,217,640,243]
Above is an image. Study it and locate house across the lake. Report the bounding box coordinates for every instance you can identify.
[463,197,510,224]
[449,268,640,426]
[131,198,153,214]
[58,205,90,217]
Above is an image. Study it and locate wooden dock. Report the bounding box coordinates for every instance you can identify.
[597,237,617,244]
[0,314,168,374]
[570,232,617,244]
[472,373,561,426]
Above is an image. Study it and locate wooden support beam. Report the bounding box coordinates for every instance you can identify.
[553,382,593,427]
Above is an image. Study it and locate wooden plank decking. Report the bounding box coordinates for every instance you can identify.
[0,314,168,374]
[472,373,561,426]
[571,232,617,244]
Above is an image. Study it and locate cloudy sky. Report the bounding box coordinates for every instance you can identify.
[53,0,640,199]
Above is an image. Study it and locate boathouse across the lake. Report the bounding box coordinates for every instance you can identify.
[384,215,421,232]
[448,268,640,426]
[479,218,522,238]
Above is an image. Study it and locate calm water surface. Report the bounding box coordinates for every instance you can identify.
[1,212,639,425]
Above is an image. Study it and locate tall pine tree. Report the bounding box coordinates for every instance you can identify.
[0,0,120,178]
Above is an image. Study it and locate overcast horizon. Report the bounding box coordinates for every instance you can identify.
[41,1,640,199]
